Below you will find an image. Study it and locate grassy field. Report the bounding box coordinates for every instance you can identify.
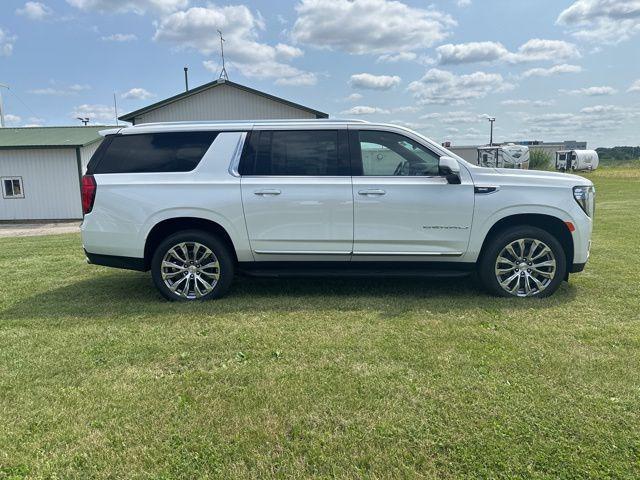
[1,168,639,479]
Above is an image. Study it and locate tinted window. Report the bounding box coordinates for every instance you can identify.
[239,130,348,176]
[355,130,440,176]
[92,132,218,174]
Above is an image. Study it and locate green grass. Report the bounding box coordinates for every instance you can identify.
[1,168,640,479]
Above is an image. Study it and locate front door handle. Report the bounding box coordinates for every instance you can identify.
[358,189,386,196]
[254,189,281,196]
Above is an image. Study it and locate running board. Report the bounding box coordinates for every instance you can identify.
[238,261,474,278]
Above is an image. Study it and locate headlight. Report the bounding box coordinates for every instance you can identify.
[573,185,595,218]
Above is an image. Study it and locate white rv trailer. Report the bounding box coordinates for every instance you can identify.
[477,144,530,169]
[555,150,599,172]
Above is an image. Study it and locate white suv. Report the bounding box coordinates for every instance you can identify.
[80,120,594,301]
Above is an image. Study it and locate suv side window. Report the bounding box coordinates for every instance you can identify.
[352,130,441,176]
[90,132,218,174]
[239,130,349,176]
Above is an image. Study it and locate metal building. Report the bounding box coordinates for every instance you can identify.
[0,126,104,220]
[119,79,328,125]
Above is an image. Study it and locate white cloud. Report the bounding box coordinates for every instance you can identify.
[343,93,363,102]
[155,6,317,86]
[122,88,154,100]
[557,0,640,44]
[340,105,390,115]
[436,39,579,65]
[102,33,137,42]
[501,99,556,107]
[29,84,90,95]
[627,79,640,93]
[420,110,484,124]
[519,105,639,135]
[4,114,22,125]
[566,86,617,96]
[508,39,580,62]
[72,104,116,123]
[580,104,621,114]
[522,64,583,78]
[16,2,53,20]
[457,0,472,7]
[437,41,508,64]
[392,106,421,113]
[66,0,188,14]
[376,52,418,63]
[408,69,514,105]
[0,28,16,56]
[275,72,318,86]
[291,0,456,55]
[349,73,401,90]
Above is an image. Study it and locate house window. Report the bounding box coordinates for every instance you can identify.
[2,177,24,199]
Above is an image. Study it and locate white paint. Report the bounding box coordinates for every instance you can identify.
[81,120,594,268]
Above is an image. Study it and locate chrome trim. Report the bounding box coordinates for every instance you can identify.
[254,250,352,255]
[353,251,463,256]
[228,131,248,178]
[358,189,386,196]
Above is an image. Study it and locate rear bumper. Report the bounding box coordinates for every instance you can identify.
[85,250,146,272]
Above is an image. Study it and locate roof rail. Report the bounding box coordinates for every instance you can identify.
[131,118,370,128]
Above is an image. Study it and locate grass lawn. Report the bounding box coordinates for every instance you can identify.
[1,168,639,479]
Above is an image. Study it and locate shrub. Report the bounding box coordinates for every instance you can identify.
[529,149,552,170]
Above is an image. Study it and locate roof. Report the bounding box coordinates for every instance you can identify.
[0,126,109,149]
[118,79,329,122]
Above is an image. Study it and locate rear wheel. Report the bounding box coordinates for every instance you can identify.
[479,226,566,298]
[151,230,234,301]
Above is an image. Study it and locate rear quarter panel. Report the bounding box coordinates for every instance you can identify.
[81,132,253,261]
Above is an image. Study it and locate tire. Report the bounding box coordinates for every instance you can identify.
[478,226,567,298]
[151,230,235,301]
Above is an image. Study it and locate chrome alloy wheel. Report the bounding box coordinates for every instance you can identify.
[494,238,557,297]
[161,242,220,299]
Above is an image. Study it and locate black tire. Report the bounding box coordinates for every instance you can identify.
[478,225,567,298]
[151,230,235,301]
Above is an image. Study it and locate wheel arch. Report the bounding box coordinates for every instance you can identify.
[478,213,574,272]
[143,217,238,270]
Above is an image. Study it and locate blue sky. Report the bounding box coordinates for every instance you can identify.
[1,0,639,147]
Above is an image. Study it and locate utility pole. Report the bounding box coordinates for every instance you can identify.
[0,83,9,128]
[217,30,229,81]
[487,116,496,146]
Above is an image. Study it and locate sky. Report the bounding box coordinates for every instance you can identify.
[0,0,639,147]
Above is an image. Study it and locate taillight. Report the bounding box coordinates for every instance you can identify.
[81,175,97,214]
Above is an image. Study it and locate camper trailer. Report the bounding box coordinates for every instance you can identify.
[477,144,530,169]
[555,150,599,172]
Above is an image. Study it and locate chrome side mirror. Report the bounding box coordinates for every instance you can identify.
[439,156,461,184]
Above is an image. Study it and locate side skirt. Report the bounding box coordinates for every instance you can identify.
[237,261,475,278]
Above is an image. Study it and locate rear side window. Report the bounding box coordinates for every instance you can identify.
[239,130,349,176]
[91,132,219,174]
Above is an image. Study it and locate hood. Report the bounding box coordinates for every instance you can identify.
[469,166,593,188]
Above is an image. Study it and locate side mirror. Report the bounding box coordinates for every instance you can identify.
[439,156,461,184]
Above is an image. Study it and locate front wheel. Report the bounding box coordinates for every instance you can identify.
[151,230,235,301]
[478,226,567,298]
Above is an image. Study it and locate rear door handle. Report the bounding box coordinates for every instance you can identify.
[254,189,281,196]
[358,189,386,196]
